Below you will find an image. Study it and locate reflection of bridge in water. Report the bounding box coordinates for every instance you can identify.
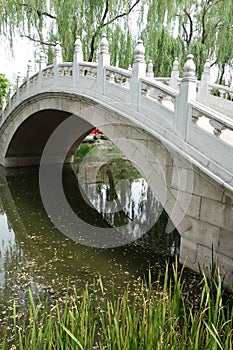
[0,35,233,284]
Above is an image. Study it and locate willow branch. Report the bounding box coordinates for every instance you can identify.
[89,0,109,61]
[101,0,141,28]
[20,34,56,46]
[88,0,141,61]
[21,2,57,19]
[36,10,57,20]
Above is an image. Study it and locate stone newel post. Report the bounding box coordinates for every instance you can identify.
[16,72,23,104]
[198,59,210,102]
[8,85,13,109]
[97,33,110,93]
[1,96,6,111]
[39,51,47,71]
[1,96,6,120]
[130,40,146,106]
[38,51,47,84]
[27,60,33,93]
[53,43,62,77]
[175,54,196,138]
[147,60,154,78]
[73,36,83,86]
[73,36,83,63]
[16,72,23,93]
[169,57,179,90]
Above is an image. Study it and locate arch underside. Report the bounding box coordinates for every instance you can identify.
[5,109,94,166]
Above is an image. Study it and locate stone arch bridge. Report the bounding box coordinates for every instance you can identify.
[1,35,233,284]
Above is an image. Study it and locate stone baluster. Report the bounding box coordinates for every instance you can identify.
[38,50,47,85]
[175,54,196,138]
[169,57,179,90]
[147,60,154,78]
[39,51,47,71]
[124,65,132,86]
[16,72,23,100]
[1,96,6,121]
[73,36,83,86]
[8,84,14,108]
[54,43,62,77]
[27,60,33,93]
[198,59,210,102]
[2,96,6,111]
[8,85,13,108]
[97,33,110,93]
[130,39,146,106]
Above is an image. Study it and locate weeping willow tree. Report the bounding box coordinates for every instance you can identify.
[0,0,140,66]
[139,0,233,81]
[0,74,10,106]
[0,0,232,82]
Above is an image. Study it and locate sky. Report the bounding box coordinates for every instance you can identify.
[0,36,38,83]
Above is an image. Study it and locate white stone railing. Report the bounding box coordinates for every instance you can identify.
[191,101,233,136]
[209,83,233,100]
[42,64,54,78]
[141,77,178,111]
[105,66,132,88]
[0,35,233,188]
[78,62,97,77]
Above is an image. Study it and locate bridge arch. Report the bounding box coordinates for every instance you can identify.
[0,90,192,236]
[1,92,233,285]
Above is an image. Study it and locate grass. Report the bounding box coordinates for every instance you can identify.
[1,262,232,349]
[74,143,95,162]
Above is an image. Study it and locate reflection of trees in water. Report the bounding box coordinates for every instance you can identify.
[138,210,180,256]
[82,157,180,255]
[0,161,180,335]
[0,166,169,306]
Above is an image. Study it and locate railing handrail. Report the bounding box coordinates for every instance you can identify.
[58,62,73,67]
[141,76,179,98]
[78,62,98,68]
[105,65,132,78]
[190,100,233,130]
[209,82,233,93]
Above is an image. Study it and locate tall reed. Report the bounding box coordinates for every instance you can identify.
[1,262,232,349]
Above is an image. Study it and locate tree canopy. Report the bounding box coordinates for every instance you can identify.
[0,73,10,107]
[0,0,232,83]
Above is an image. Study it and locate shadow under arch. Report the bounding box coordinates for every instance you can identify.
[5,109,94,165]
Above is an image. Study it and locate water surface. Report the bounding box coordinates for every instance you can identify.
[0,147,180,331]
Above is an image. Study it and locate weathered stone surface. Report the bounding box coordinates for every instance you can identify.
[196,244,218,270]
[224,205,233,231]
[171,167,194,192]
[170,188,201,219]
[200,197,225,228]
[193,173,223,201]
[179,236,197,264]
[222,190,233,205]
[196,244,233,284]
[182,217,220,250]
[218,229,233,258]
[145,140,173,166]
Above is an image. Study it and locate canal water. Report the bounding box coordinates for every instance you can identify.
[0,142,181,333]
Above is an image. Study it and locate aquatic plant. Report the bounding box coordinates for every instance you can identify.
[1,262,232,349]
